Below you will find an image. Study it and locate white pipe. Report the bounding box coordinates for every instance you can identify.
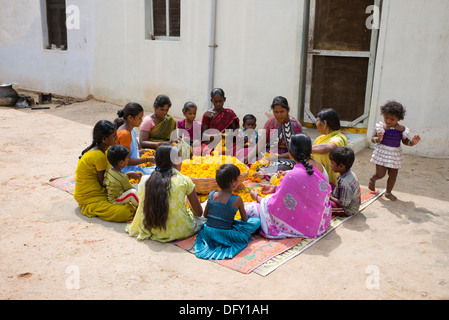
[207,0,217,110]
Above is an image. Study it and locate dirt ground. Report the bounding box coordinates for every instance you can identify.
[1,97,448,300]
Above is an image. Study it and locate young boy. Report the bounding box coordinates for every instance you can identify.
[104,145,139,207]
[329,146,361,216]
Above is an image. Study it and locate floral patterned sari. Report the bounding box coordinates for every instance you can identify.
[245,163,332,239]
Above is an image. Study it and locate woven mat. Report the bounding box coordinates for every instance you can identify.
[48,175,384,275]
[48,175,76,194]
[174,187,384,276]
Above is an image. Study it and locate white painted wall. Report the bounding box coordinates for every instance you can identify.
[369,0,449,158]
[92,0,210,117]
[2,0,448,158]
[92,0,306,125]
[0,0,96,98]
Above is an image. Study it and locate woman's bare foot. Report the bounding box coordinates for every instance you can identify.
[369,178,376,192]
[385,192,397,202]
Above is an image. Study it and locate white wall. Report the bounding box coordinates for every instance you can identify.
[0,0,96,98]
[92,0,306,124]
[92,0,211,116]
[369,0,449,158]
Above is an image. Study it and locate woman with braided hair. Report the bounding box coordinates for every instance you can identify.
[245,133,332,239]
[74,120,136,222]
[126,144,205,242]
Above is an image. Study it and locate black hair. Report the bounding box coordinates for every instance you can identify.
[216,164,241,190]
[79,120,116,159]
[380,100,406,120]
[210,88,226,99]
[289,133,314,175]
[329,146,355,171]
[114,102,144,128]
[107,144,130,167]
[271,96,289,111]
[143,144,179,231]
[317,108,341,131]
[242,114,257,124]
[182,101,197,113]
[154,94,172,109]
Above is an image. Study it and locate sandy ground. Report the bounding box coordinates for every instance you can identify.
[1,97,448,300]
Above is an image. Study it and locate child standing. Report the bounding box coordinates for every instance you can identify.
[369,101,421,201]
[114,102,155,176]
[236,114,259,164]
[73,120,135,222]
[329,147,361,216]
[104,144,139,207]
[194,164,261,260]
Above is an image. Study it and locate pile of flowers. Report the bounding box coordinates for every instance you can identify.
[248,157,270,183]
[181,155,247,179]
[138,150,155,168]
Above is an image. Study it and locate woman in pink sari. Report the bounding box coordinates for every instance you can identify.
[245,133,332,239]
[201,88,239,155]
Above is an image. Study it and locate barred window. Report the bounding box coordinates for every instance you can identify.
[145,0,181,40]
[45,0,68,49]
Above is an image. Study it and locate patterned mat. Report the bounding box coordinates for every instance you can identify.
[48,175,384,275]
[174,187,384,276]
[48,175,76,194]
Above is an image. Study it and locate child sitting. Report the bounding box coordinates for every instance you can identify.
[329,146,361,216]
[104,144,139,207]
[236,114,259,164]
[194,164,261,260]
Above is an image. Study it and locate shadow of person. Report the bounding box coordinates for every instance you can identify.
[378,198,439,224]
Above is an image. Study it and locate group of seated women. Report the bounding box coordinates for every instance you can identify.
[73,88,349,252]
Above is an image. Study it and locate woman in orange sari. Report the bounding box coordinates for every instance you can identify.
[201,88,239,155]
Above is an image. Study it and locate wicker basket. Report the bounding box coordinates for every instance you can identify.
[190,165,249,194]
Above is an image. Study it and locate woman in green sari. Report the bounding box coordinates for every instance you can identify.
[139,94,177,149]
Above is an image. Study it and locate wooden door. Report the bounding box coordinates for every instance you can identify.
[303,0,381,128]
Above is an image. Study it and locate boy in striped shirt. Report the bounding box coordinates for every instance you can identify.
[104,145,139,207]
[329,147,361,216]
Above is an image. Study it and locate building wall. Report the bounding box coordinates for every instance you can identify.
[91,0,306,124]
[1,0,448,158]
[369,0,449,158]
[0,0,96,98]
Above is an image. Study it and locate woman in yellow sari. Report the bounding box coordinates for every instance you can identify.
[74,120,136,222]
[139,94,176,149]
[311,108,348,188]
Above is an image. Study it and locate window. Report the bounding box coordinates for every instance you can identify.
[145,0,181,40]
[45,0,68,49]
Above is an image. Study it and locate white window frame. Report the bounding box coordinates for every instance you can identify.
[145,0,180,41]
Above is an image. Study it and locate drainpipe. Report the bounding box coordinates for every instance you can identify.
[207,0,217,110]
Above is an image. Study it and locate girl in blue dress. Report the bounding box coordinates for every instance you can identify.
[194,164,261,260]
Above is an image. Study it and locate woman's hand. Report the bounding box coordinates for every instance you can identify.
[127,171,142,180]
[204,110,216,119]
[156,141,171,148]
[260,184,276,194]
[250,189,259,200]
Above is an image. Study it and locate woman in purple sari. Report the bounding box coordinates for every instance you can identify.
[245,133,332,239]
